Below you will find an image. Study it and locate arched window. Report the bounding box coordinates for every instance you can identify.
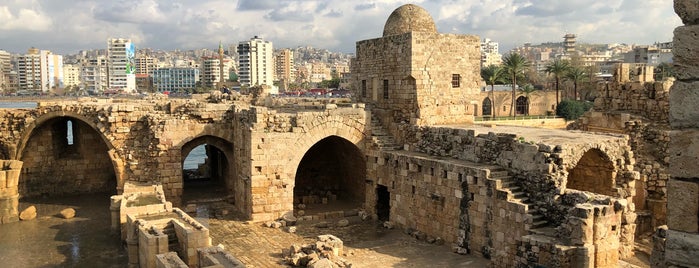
[482,98,492,116]
[66,120,74,145]
[516,96,529,115]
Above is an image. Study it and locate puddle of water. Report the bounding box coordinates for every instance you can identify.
[0,193,127,267]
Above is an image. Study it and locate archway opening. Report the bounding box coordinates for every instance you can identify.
[294,136,366,214]
[10,116,126,266]
[180,137,234,204]
[19,116,117,198]
[567,149,616,196]
[482,97,492,116]
[516,96,529,115]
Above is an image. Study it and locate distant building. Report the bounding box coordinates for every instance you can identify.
[200,57,232,88]
[0,50,11,92]
[275,48,295,91]
[107,38,136,92]
[135,56,157,75]
[82,56,108,93]
[237,36,274,87]
[481,38,502,66]
[564,33,576,54]
[17,48,63,92]
[63,64,81,88]
[624,44,673,66]
[152,68,199,92]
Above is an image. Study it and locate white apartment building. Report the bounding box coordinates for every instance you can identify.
[481,38,502,66]
[63,64,81,88]
[82,56,108,93]
[237,36,274,87]
[200,57,232,88]
[0,50,10,92]
[107,38,136,92]
[17,48,62,92]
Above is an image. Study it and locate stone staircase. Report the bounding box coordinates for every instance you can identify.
[370,117,402,150]
[163,222,181,255]
[489,169,555,236]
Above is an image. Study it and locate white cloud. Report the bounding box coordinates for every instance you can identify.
[0,0,683,55]
[0,5,52,31]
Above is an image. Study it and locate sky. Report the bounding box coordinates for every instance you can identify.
[0,0,682,55]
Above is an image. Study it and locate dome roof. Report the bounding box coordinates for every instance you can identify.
[382,4,437,37]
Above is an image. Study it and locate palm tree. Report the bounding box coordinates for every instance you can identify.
[502,52,531,117]
[544,59,570,107]
[565,66,587,101]
[480,65,505,118]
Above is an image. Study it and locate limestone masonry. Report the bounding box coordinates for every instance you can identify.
[0,3,695,268]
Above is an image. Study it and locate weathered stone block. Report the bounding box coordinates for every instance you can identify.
[666,179,699,233]
[669,130,699,177]
[670,82,699,127]
[674,26,699,80]
[675,0,699,25]
[665,230,699,267]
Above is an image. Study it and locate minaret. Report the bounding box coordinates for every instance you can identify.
[218,41,225,89]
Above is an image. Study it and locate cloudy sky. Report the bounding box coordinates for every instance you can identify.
[0,0,681,55]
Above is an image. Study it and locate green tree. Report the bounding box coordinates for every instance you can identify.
[544,58,571,107]
[565,66,587,101]
[556,99,593,120]
[480,64,505,117]
[503,52,531,117]
[655,62,676,80]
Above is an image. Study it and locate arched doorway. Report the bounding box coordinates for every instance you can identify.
[180,136,235,204]
[516,96,529,115]
[567,149,616,196]
[19,117,117,197]
[294,136,366,214]
[482,97,492,116]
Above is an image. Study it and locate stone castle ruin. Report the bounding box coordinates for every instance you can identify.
[0,3,696,267]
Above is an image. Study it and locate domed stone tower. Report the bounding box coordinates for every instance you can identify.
[352,4,481,131]
[382,4,437,37]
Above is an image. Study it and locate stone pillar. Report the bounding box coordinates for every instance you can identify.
[0,160,22,224]
[662,1,699,267]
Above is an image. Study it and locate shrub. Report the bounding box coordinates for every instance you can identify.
[556,100,593,120]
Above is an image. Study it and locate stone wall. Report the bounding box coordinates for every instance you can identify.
[658,1,699,266]
[479,89,558,117]
[593,76,672,123]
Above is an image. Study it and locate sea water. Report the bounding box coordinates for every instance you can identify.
[184,145,207,170]
[0,101,37,109]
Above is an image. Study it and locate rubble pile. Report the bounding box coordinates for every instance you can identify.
[282,235,352,268]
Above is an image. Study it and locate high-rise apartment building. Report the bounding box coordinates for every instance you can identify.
[200,57,233,88]
[107,38,136,92]
[44,52,64,91]
[237,36,274,87]
[82,56,108,93]
[135,56,157,75]
[63,64,81,88]
[274,48,295,91]
[564,33,577,54]
[480,38,502,66]
[0,50,10,92]
[17,48,43,91]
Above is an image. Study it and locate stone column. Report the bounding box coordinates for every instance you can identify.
[0,160,23,224]
[663,1,699,267]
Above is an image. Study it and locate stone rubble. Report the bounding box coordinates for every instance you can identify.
[282,235,351,268]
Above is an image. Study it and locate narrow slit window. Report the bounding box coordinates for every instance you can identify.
[452,74,461,87]
[383,79,389,99]
[67,120,74,145]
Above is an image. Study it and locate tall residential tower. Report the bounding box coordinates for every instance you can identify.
[237,36,274,87]
[107,38,136,92]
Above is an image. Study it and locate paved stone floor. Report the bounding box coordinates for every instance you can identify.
[197,201,490,267]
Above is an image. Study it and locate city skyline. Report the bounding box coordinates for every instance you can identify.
[0,0,681,55]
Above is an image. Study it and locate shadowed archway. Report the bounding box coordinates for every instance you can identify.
[567,149,616,196]
[294,135,366,213]
[19,116,117,198]
[180,135,236,204]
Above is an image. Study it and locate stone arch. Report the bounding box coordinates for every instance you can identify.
[179,135,237,204]
[294,135,367,210]
[17,113,120,198]
[287,118,366,174]
[482,97,492,116]
[516,96,529,115]
[566,148,617,196]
